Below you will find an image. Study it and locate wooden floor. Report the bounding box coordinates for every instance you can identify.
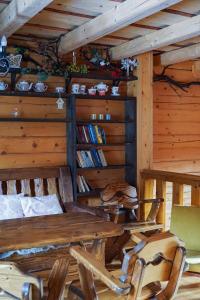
[67,274,200,300]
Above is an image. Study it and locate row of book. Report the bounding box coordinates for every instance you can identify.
[76,124,106,144]
[77,149,107,168]
[77,175,91,193]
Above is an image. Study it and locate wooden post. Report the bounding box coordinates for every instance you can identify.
[128,52,153,218]
[156,180,166,227]
[173,183,184,205]
[191,185,200,206]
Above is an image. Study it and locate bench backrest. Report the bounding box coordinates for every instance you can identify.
[171,206,200,251]
[0,166,73,208]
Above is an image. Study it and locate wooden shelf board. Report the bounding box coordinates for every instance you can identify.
[75,94,136,101]
[70,72,138,81]
[0,118,67,123]
[77,120,134,124]
[77,165,128,170]
[77,143,134,148]
[0,91,68,98]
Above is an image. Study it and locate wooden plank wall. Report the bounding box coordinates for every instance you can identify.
[0,75,66,169]
[0,74,128,197]
[153,61,200,175]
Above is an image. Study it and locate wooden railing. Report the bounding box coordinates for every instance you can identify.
[140,169,200,228]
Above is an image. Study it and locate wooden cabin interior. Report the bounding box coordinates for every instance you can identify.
[0,0,200,299]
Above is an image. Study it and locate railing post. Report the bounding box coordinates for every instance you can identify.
[191,185,200,206]
[156,180,166,227]
[173,183,184,205]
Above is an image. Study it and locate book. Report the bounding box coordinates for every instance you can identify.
[98,149,108,167]
[94,125,103,144]
[81,175,90,192]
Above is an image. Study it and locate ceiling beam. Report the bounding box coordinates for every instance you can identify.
[0,0,54,37]
[59,0,182,54]
[161,43,200,65]
[110,14,200,60]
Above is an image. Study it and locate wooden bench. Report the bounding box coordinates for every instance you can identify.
[0,166,107,282]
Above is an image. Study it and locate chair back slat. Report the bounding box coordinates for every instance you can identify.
[6,180,17,195]
[21,179,31,196]
[34,178,44,196]
[47,178,57,195]
[0,166,73,204]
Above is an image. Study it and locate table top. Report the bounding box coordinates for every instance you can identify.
[0,213,123,253]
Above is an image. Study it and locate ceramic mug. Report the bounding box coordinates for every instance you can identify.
[0,81,8,91]
[88,88,96,96]
[80,85,86,94]
[71,83,80,94]
[55,87,65,93]
[112,86,119,96]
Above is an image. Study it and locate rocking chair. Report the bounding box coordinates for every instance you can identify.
[69,232,186,300]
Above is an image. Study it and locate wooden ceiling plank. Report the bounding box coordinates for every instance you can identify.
[58,0,182,54]
[161,43,200,65]
[0,0,54,37]
[110,14,200,60]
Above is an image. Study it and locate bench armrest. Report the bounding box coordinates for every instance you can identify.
[70,246,130,295]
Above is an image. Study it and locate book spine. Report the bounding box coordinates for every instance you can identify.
[88,124,96,144]
[95,125,103,144]
[98,149,108,167]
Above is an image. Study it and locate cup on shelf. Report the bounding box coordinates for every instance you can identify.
[55,87,65,94]
[98,114,104,120]
[98,89,106,96]
[80,85,86,95]
[105,113,111,120]
[88,87,97,96]
[71,83,80,94]
[111,86,120,96]
[0,81,8,91]
[90,114,97,120]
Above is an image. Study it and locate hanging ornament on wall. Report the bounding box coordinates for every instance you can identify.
[56,95,64,110]
[0,35,9,77]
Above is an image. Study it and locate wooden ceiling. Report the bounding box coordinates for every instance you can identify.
[1,0,200,61]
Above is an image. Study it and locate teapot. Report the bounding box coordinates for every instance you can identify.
[94,82,109,92]
[34,82,48,93]
[16,81,33,92]
[0,81,8,91]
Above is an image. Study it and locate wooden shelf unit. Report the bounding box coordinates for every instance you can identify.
[0,72,137,202]
[67,94,137,201]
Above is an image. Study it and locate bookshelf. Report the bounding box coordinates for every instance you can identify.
[67,93,137,202]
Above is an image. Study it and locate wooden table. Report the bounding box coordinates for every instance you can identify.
[0,212,123,253]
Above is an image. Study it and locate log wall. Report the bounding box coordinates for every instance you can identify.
[153,61,200,175]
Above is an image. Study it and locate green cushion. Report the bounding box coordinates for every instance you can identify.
[171,206,200,251]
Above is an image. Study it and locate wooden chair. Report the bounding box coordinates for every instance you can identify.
[0,258,69,300]
[69,232,186,300]
[99,182,163,225]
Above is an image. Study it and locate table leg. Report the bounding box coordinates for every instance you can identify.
[77,239,106,300]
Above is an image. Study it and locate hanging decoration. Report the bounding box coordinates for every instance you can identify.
[0,36,9,77]
[121,58,138,77]
[154,66,200,92]
[67,51,88,74]
[56,95,65,110]
[80,47,111,69]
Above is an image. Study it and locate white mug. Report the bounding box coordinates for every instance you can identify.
[0,81,8,91]
[55,87,65,93]
[71,83,80,94]
[112,86,119,95]
[80,85,86,94]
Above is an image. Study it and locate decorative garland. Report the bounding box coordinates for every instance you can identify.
[154,66,200,92]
